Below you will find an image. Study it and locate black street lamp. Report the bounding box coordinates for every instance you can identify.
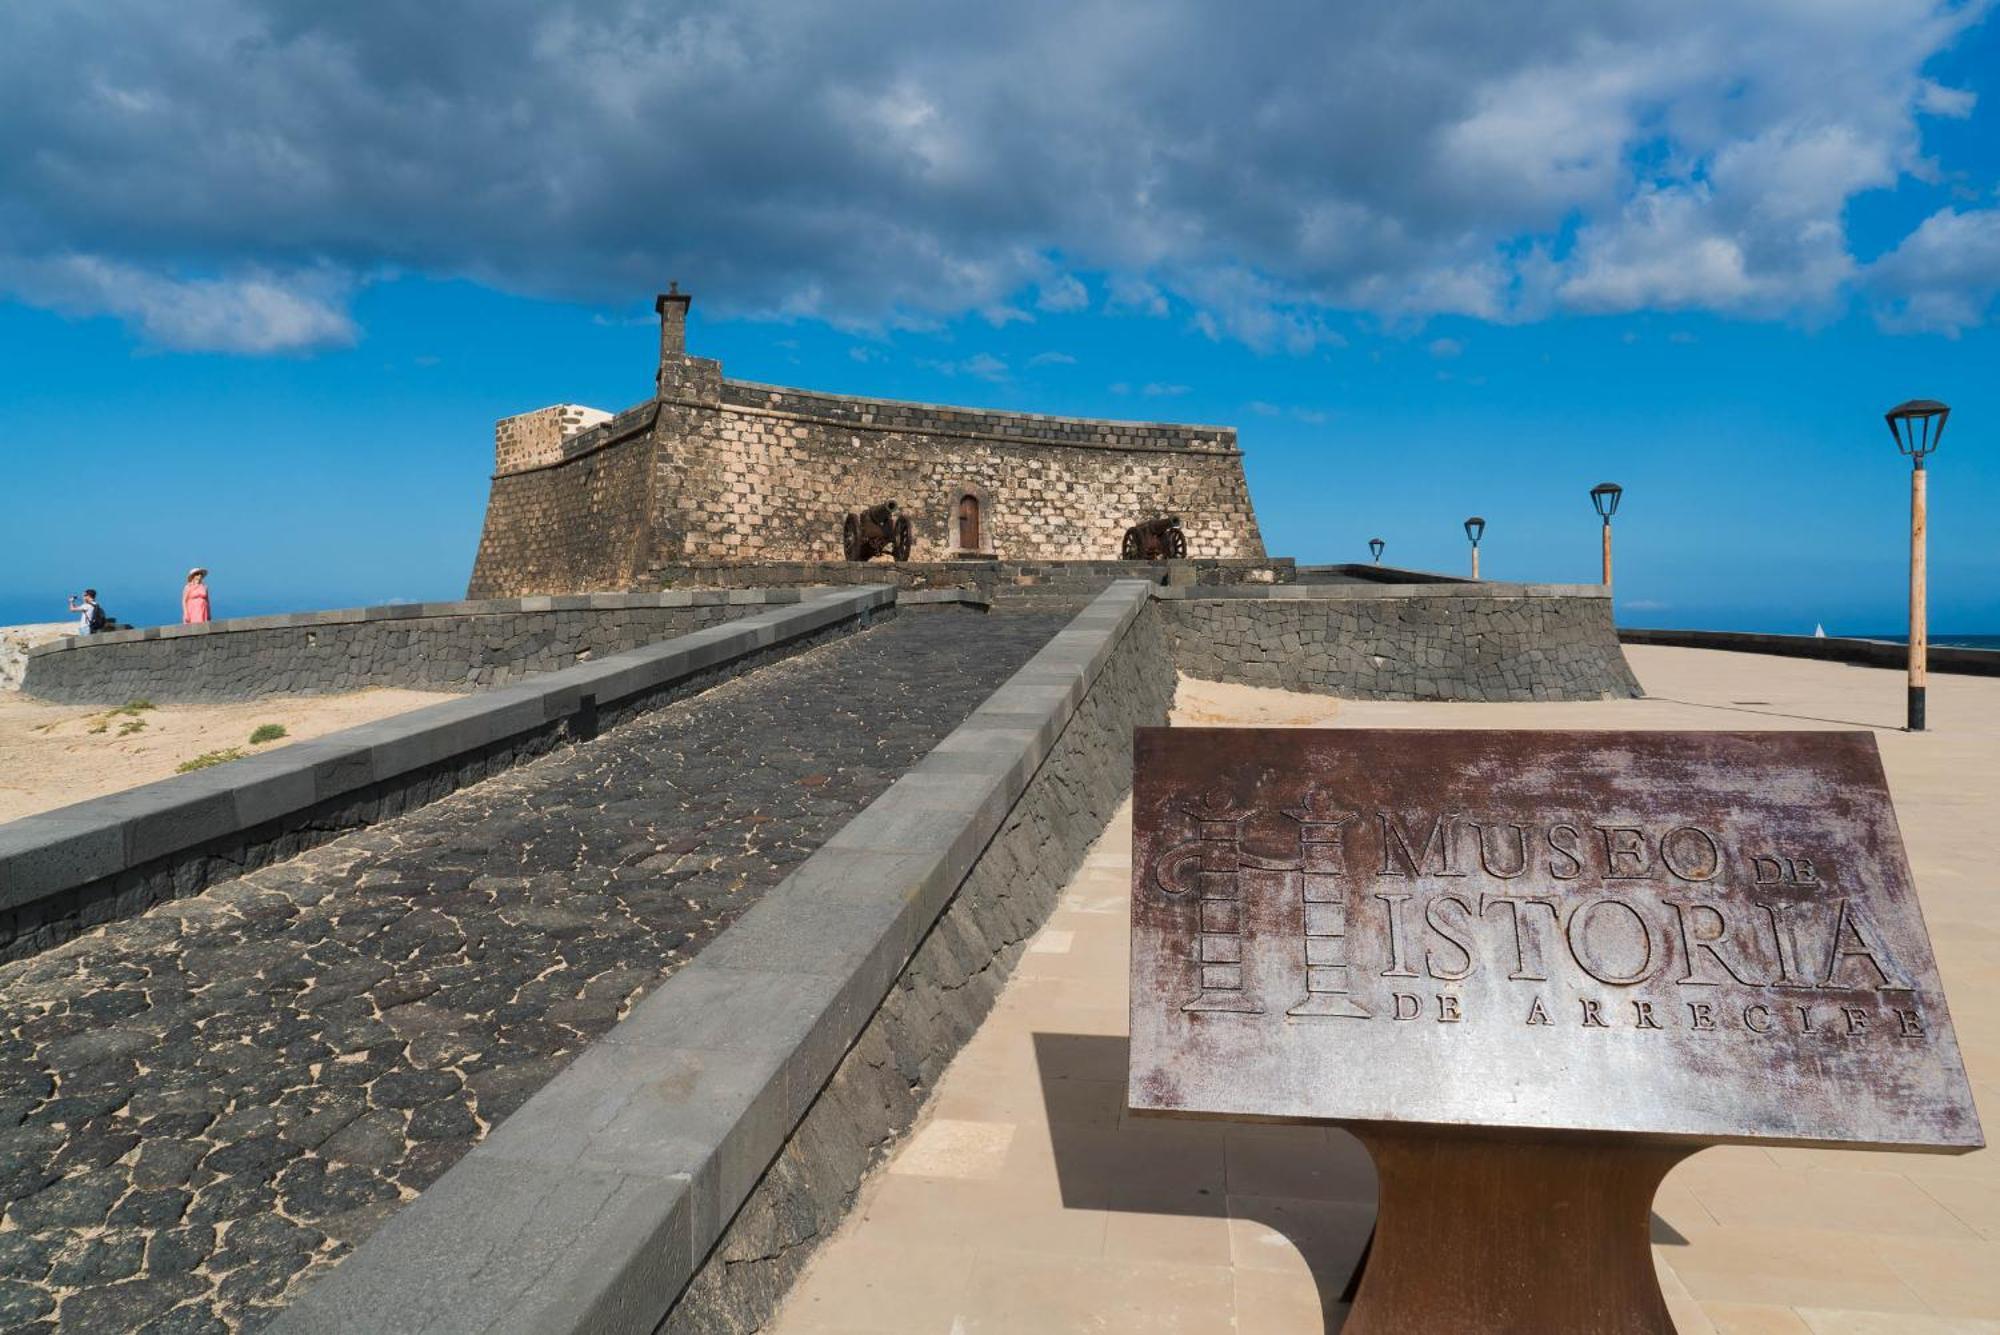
[1886,399,1949,731]
[1589,482,1623,586]
[1369,537,1385,565]
[1464,516,1485,580]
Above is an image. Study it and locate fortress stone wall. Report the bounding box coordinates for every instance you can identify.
[493,403,614,474]
[468,292,1264,597]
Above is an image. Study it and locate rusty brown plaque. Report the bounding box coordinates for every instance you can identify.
[1128,728,1983,1151]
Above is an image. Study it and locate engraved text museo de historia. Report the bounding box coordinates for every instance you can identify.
[1159,807,1921,1038]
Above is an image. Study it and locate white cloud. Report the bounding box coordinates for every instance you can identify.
[1105,276,1170,318]
[1035,274,1089,312]
[1141,382,1190,397]
[1918,80,1977,118]
[1027,350,1076,367]
[920,351,1009,380]
[1868,206,2000,335]
[1557,184,1856,316]
[1427,337,1463,359]
[0,253,356,353]
[0,0,1991,352]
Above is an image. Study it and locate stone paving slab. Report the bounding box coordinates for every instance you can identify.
[0,612,1066,1334]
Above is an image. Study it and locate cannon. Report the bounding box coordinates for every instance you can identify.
[843,500,914,562]
[1121,514,1187,560]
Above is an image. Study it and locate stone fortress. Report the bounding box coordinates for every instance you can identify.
[468,287,1265,597]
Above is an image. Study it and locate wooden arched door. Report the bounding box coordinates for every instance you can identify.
[957,493,981,551]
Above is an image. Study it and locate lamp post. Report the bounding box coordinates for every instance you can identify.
[1886,399,1949,732]
[1369,537,1385,565]
[1464,516,1485,580]
[1589,482,1623,586]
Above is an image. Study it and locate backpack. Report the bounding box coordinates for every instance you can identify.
[87,603,107,631]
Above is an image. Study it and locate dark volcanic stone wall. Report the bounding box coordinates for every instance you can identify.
[659,603,1175,1333]
[1161,592,1642,701]
[22,601,753,705]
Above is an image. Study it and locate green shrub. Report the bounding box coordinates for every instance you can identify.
[112,699,155,716]
[248,723,288,745]
[118,719,146,736]
[176,747,244,774]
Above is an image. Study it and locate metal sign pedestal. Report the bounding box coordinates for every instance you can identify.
[1342,1128,1692,1334]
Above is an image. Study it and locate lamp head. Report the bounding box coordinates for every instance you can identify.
[1590,481,1623,520]
[1464,516,1485,545]
[1368,537,1385,563]
[1885,400,1949,459]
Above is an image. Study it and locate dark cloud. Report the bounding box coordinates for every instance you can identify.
[0,0,1990,351]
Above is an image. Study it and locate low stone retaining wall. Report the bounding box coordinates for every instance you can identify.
[0,588,893,962]
[1160,582,1641,701]
[19,590,813,704]
[1620,628,2000,677]
[271,580,1172,1335]
[652,557,1295,596]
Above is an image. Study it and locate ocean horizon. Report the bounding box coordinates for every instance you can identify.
[1849,633,2000,650]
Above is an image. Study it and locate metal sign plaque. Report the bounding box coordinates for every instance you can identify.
[1128,728,1983,1150]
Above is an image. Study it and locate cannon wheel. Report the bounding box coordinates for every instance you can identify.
[1167,527,1187,559]
[842,514,860,562]
[1121,527,1142,561]
[891,515,914,562]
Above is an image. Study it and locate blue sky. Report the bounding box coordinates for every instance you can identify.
[3,1,1999,633]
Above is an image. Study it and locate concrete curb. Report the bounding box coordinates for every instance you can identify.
[896,588,992,612]
[1156,580,1607,600]
[269,580,1159,1335]
[1620,628,2000,677]
[22,588,816,656]
[0,587,891,952]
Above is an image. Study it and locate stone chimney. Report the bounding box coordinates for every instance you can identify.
[653,282,720,403]
[656,282,691,361]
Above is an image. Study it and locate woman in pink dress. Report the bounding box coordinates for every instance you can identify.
[182,568,211,624]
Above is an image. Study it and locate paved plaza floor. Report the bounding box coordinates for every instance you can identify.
[769,646,2000,1334]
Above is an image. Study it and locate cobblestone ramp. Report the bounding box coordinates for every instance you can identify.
[0,612,1067,1334]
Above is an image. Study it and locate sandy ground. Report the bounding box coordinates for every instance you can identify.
[0,622,74,691]
[0,687,455,822]
[1170,676,1343,728]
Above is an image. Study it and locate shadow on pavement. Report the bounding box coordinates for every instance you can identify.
[1031,1031,1692,1333]
[1032,1031,1370,1333]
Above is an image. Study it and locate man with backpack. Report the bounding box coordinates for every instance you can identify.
[67,589,107,635]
